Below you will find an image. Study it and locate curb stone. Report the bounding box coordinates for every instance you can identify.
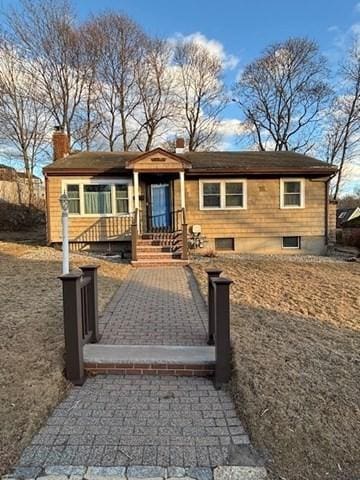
[213,466,268,480]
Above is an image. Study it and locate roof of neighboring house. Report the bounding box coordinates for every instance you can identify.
[337,207,360,227]
[43,150,337,175]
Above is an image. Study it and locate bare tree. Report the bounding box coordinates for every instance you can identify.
[326,42,360,199]
[5,0,92,141]
[135,39,174,151]
[173,39,226,151]
[0,39,50,205]
[90,12,147,151]
[233,38,330,152]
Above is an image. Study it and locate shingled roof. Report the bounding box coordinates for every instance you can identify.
[43,150,337,175]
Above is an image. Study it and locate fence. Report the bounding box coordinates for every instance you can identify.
[59,265,99,385]
[206,269,233,389]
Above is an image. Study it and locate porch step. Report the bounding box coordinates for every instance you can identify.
[136,252,182,259]
[84,344,215,377]
[137,245,177,252]
[131,259,189,267]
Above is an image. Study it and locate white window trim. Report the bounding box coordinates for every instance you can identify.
[282,236,301,249]
[61,178,133,218]
[199,179,247,210]
[280,178,305,209]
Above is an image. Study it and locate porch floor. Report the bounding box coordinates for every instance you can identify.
[99,267,208,346]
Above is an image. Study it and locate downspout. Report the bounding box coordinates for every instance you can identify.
[324,172,338,246]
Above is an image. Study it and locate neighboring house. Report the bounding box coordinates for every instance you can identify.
[336,207,360,228]
[44,130,337,265]
[0,163,44,204]
[336,207,360,248]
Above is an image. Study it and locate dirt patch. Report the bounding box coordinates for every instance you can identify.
[0,241,130,475]
[191,255,360,480]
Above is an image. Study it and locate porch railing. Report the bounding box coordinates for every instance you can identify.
[59,265,99,385]
[206,269,233,389]
[131,207,188,261]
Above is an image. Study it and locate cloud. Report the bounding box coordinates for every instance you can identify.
[169,32,239,70]
[217,118,247,137]
[355,2,360,13]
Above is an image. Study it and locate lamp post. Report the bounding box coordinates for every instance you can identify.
[59,192,69,274]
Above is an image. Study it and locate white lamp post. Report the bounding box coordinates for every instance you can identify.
[59,192,69,274]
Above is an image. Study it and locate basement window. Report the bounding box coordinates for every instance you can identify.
[282,236,301,249]
[215,237,235,251]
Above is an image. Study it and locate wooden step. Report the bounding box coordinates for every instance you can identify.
[137,245,180,253]
[131,259,189,267]
[136,252,182,260]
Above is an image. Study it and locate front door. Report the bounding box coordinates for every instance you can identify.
[150,183,170,230]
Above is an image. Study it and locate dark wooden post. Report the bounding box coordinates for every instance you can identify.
[213,277,233,389]
[80,265,100,343]
[59,272,85,386]
[131,222,138,261]
[206,269,222,345]
[181,223,188,260]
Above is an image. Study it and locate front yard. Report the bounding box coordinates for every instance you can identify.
[192,255,360,480]
[0,241,130,475]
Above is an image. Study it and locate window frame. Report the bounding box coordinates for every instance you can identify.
[62,178,133,218]
[215,237,235,251]
[280,178,305,209]
[282,236,301,249]
[199,179,247,210]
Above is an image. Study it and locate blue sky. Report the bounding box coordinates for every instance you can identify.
[1,0,360,191]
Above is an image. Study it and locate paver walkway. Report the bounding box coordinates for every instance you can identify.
[99,268,208,346]
[10,267,266,480]
[14,376,265,479]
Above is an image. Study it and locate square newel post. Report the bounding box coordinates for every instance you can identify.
[133,171,140,229]
[213,277,233,389]
[206,269,222,345]
[80,265,100,343]
[59,271,85,386]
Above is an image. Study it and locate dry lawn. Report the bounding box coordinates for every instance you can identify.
[192,255,360,480]
[0,240,130,475]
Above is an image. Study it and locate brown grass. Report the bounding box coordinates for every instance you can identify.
[0,240,130,475]
[191,256,360,480]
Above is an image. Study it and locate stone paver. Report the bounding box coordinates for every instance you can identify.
[15,375,262,473]
[99,268,207,346]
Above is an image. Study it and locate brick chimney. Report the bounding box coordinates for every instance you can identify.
[175,137,185,154]
[53,126,69,161]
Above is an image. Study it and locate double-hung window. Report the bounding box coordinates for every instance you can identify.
[64,181,131,216]
[280,179,305,208]
[200,180,246,210]
[67,184,80,214]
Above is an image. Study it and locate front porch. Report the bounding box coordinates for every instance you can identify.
[128,149,190,266]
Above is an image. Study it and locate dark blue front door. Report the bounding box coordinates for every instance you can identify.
[151,184,170,229]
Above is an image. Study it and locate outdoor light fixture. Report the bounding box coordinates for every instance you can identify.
[59,192,69,274]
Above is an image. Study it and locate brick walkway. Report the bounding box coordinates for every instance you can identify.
[99,267,208,346]
[15,376,264,476]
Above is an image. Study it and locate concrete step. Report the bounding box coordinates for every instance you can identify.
[84,344,215,376]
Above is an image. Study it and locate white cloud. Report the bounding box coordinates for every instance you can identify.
[355,2,360,13]
[169,32,239,70]
[217,118,247,137]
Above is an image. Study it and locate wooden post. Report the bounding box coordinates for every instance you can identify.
[181,222,188,260]
[131,220,138,261]
[80,265,100,343]
[213,277,233,389]
[59,272,85,386]
[206,269,222,345]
